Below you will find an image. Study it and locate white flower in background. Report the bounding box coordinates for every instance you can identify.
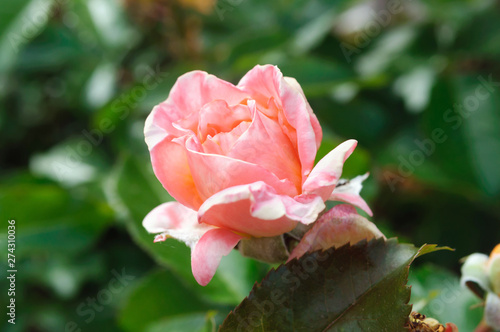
[461,244,500,330]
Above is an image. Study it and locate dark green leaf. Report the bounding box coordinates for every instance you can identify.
[220,238,443,332]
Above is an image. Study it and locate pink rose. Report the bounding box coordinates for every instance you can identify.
[143,65,372,285]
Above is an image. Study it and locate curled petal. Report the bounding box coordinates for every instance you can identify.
[154,234,168,243]
[144,107,170,151]
[289,193,326,225]
[198,182,325,237]
[143,203,242,286]
[288,204,385,261]
[197,100,251,142]
[238,65,322,181]
[167,71,248,124]
[302,139,357,200]
[280,76,322,179]
[145,71,249,151]
[143,202,210,248]
[329,173,373,216]
[204,121,250,155]
[238,65,282,112]
[460,253,491,297]
[191,228,243,286]
[228,101,302,190]
[150,137,204,210]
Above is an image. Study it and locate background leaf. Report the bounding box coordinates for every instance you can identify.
[409,264,483,331]
[119,269,227,332]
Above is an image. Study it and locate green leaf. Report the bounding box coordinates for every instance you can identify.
[146,312,217,332]
[119,269,224,332]
[409,264,483,331]
[0,178,113,257]
[108,154,264,304]
[289,7,343,56]
[455,75,500,197]
[422,74,500,198]
[453,10,500,58]
[220,238,443,332]
[0,0,54,74]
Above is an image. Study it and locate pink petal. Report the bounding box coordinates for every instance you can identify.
[280,76,322,178]
[227,100,302,190]
[329,173,373,216]
[197,100,251,142]
[204,121,251,155]
[302,139,357,201]
[184,138,299,201]
[198,182,325,237]
[288,204,385,261]
[142,202,211,248]
[290,193,327,225]
[238,65,322,182]
[145,71,249,151]
[144,107,171,151]
[238,65,282,113]
[191,228,243,286]
[329,192,373,216]
[150,137,204,210]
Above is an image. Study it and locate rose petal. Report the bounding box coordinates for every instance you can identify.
[238,65,282,114]
[288,204,385,261]
[238,65,322,181]
[143,202,242,286]
[198,181,325,237]
[329,173,373,216]
[191,228,243,286]
[228,101,302,190]
[198,100,251,142]
[145,71,249,151]
[280,76,322,179]
[302,139,357,201]
[144,107,171,151]
[143,202,211,248]
[150,137,204,210]
[205,121,251,155]
[184,138,299,201]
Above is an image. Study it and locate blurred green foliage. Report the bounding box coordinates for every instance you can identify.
[1,0,499,330]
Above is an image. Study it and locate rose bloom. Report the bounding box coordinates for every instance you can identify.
[143,65,371,285]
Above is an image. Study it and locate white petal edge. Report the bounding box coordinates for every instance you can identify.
[143,202,211,248]
[460,253,491,292]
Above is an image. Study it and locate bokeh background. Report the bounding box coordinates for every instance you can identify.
[1,0,500,331]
